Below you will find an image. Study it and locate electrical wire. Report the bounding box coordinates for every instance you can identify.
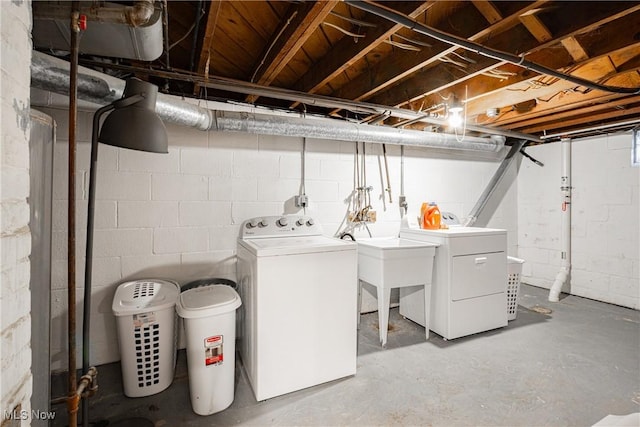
[322,21,366,38]
[251,10,298,83]
[454,86,468,143]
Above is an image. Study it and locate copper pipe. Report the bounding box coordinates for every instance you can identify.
[67,3,80,426]
[66,367,98,424]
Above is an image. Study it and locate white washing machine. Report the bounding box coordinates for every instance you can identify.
[399,219,508,340]
[236,215,358,401]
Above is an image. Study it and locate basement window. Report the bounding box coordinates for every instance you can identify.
[634,127,640,167]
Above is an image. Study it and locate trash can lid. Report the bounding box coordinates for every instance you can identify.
[176,284,241,319]
[112,279,180,316]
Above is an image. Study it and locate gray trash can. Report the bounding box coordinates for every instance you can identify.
[176,284,242,415]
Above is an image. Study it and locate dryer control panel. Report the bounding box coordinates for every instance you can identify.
[240,215,323,238]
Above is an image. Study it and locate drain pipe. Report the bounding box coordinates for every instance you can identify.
[30,51,505,152]
[549,138,572,302]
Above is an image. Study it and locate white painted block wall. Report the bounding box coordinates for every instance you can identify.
[40,100,517,370]
[518,134,639,309]
[1,0,33,424]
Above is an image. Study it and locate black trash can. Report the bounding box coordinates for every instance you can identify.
[181,278,237,292]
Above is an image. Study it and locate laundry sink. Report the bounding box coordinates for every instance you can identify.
[357,237,438,346]
[357,237,437,287]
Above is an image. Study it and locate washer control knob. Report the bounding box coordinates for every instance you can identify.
[296,217,306,227]
[258,219,269,228]
[247,219,260,229]
[306,218,315,227]
[276,217,289,227]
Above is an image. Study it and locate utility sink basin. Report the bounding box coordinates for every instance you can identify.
[357,237,438,346]
[357,238,438,287]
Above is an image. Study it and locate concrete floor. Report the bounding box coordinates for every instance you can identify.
[51,284,640,426]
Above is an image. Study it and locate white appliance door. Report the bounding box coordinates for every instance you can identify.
[254,249,358,401]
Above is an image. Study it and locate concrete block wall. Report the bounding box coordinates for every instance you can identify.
[518,133,640,309]
[1,0,33,424]
[39,100,516,370]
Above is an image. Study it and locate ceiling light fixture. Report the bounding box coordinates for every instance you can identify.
[448,96,464,128]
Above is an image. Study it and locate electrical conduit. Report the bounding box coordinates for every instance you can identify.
[549,138,572,302]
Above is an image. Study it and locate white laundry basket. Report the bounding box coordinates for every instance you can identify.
[507,257,525,321]
[112,279,180,397]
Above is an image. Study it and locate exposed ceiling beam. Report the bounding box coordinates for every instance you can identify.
[490,91,628,127]
[498,95,640,130]
[289,1,434,108]
[194,0,223,95]
[518,9,553,43]
[519,103,640,134]
[246,0,338,103]
[471,0,503,24]
[330,1,549,107]
[370,1,634,108]
[561,36,590,62]
[466,46,640,117]
[393,7,640,116]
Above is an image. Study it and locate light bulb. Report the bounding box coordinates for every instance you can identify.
[449,109,463,128]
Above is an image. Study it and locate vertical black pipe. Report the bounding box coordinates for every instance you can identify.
[68,2,80,426]
[189,0,203,71]
[82,104,114,427]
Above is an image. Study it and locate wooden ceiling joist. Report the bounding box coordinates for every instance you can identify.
[520,103,640,134]
[467,46,640,119]
[518,9,553,43]
[130,1,640,139]
[245,0,338,103]
[471,0,503,24]
[499,95,640,130]
[330,1,549,109]
[194,0,223,95]
[561,36,590,62]
[289,1,434,108]
[395,7,640,118]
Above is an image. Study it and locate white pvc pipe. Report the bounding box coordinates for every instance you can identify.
[549,138,572,302]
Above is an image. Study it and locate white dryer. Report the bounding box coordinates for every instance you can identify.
[399,226,508,340]
[236,215,358,401]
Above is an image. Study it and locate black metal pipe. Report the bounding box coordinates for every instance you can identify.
[82,103,115,427]
[162,0,171,69]
[345,0,640,95]
[189,0,203,71]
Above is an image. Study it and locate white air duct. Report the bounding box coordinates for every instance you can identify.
[549,138,572,302]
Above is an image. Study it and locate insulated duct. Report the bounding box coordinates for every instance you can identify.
[30,51,505,152]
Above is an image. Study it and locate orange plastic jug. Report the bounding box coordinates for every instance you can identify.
[420,202,441,230]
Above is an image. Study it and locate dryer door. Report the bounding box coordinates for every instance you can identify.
[451,251,506,301]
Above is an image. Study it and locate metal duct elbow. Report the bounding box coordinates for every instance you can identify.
[126,0,155,27]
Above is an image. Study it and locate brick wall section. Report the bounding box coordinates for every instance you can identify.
[518,134,640,309]
[37,103,517,370]
[1,0,33,424]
